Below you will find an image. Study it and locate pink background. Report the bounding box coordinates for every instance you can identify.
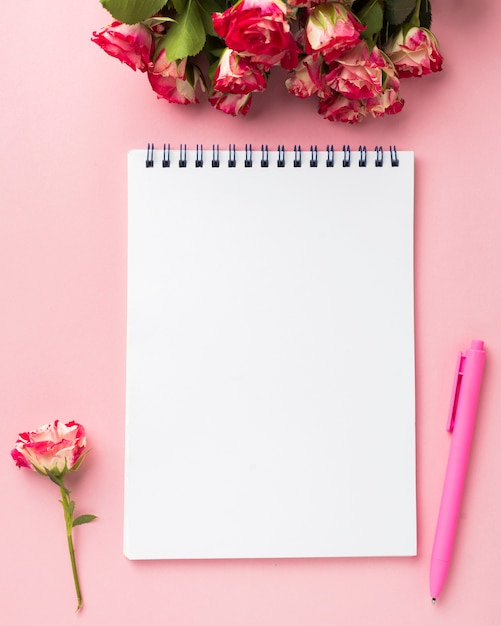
[2,1,501,623]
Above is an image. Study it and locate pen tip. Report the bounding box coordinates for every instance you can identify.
[431,598,436,605]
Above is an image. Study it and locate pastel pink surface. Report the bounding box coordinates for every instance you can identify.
[2,1,501,625]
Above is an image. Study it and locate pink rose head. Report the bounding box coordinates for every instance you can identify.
[212,0,295,68]
[305,2,365,64]
[11,420,87,477]
[325,42,386,100]
[213,49,267,95]
[385,27,443,77]
[91,21,154,73]
[365,61,404,117]
[285,54,329,99]
[208,91,253,116]
[318,93,366,123]
[148,52,202,105]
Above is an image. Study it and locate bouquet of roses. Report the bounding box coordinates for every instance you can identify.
[92,0,442,123]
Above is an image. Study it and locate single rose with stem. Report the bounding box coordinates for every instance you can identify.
[11,420,96,611]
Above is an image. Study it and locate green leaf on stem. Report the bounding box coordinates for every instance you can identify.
[160,0,206,61]
[386,0,417,25]
[46,468,68,490]
[73,514,98,527]
[419,0,432,28]
[100,0,168,24]
[359,0,384,40]
[144,16,176,29]
[172,0,187,12]
[197,0,223,36]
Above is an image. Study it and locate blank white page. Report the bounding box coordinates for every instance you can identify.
[124,146,416,559]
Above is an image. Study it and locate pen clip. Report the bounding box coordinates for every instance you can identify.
[446,351,465,432]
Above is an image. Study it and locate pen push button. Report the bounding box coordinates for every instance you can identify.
[446,340,485,433]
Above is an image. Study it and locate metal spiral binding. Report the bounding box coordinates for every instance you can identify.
[179,144,187,168]
[343,145,351,167]
[145,144,400,168]
[162,144,170,168]
[228,144,236,168]
[309,145,318,168]
[245,144,253,168]
[390,145,399,167]
[293,145,302,167]
[326,145,334,168]
[261,145,269,168]
[212,144,220,168]
[277,145,285,168]
[146,143,155,168]
[358,146,367,167]
[195,144,203,168]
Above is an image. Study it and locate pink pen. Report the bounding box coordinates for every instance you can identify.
[430,340,486,602]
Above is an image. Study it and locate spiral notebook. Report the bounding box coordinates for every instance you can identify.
[124,144,416,560]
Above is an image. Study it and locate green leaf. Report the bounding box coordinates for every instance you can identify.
[420,0,432,29]
[172,0,187,12]
[144,16,176,29]
[100,0,168,24]
[196,0,223,36]
[386,0,417,26]
[161,0,206,61]
[359,0,384,39]
[205,36,226,64]
[73,514,98,527]
[45,468,67,490]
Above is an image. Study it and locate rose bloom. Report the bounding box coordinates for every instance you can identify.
[213,48,267,95]
[385,27,443,77]
[365,63,404,117]
[318,94,366,123]
[212,0,296,69]
[91,21,154,72]
[305,2,364,65]
[148,52,201,105]
[285,54,329,99]
[11,420,87,476]
[209,91,253,116]
[325,43,389,100]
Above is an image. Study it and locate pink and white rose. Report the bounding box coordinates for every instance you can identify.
[325,43,388,100]
[305,2,364,65]
[209,91,253,116]
[148,52,201,105]
[318,93,366,123]
[91,21,154,72]
[12,420,95,611]
[213,48,267,95]
[212,0,297,69]
[385,26,443,77]
[11,420,87,477]
[286,54,329,99]
[365,62,404,117]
